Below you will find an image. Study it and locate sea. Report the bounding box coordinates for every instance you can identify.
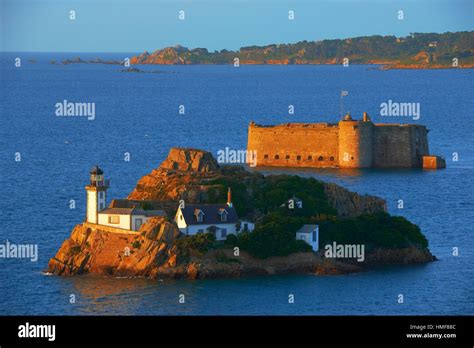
[0,52,473,315]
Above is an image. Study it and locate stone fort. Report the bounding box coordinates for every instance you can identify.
[247,112,445,169]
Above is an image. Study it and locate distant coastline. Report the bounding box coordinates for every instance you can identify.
[128,31,474,69]
[36,31,474,70]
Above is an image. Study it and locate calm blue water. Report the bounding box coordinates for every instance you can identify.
[0,52,473,315]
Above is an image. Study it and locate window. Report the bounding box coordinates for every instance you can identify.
[220,212,227,222]
[296,155,301,161]
[135,218,143,230]
[221,229,227,238]
[299,235,306,241]
[264,154,269,159]
[285,155,290,159]
[275,155,280,160]
[195,210,204,222]
[108,215,120,224]
[308,155,312,160]
[330,156,334,161]
[318,156,324,161]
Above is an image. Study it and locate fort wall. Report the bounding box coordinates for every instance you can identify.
[247,116,433,169]
[247,122,339,168]
[372,124,429,168]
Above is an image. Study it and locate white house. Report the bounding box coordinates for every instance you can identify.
[85,166,166,231]
[174,188,253,240]
[295,224,319,251]
[238,220,255,233]
[281,196,303,210]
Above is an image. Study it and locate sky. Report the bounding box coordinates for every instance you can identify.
[1,0,473,52]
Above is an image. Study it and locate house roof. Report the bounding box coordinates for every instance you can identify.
[143,210,167,217]
[296,224,319,234]
[99,207,166,217]
[179,204,238,225]
[109,199,175,217]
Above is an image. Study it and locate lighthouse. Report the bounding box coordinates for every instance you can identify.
[85,165,109,224]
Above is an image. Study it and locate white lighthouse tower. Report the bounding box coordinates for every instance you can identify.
[85,165,109,224]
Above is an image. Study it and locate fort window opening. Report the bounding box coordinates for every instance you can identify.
[308,155,312,160]
[275,154,280,160]
[296,155,301,161]
[330,156,334,161]
[286,155,290,160]
[318,156,324,161]
[264,154,269,159]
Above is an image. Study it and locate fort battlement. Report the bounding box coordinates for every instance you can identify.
[247,113,445,169]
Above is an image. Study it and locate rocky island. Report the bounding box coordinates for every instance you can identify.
[47,148,435,279]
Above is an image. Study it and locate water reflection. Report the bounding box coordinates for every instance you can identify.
[60,276,200,315]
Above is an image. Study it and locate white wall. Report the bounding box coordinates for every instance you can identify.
[175,208,239,240]
[132,216,147,231]
[238,221,255,233]
[296,229,319,252]
[98,213,132,230]
[178,223,237,240]
[86,190,97,223]
[175,209,187,230]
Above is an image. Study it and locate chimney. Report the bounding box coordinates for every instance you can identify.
[363,112,370,122]
[227,187,233,208]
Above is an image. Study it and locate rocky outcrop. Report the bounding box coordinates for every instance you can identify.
[47,217,184,277]
[160,148,219,173]
[130,46,193,65]
[323,182,387,218]
[363,247,436,265]
[128,148,221,202]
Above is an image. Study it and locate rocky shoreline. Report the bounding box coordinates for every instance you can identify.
[47,218,435,279]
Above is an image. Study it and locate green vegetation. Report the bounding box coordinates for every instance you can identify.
[319,213,428,250]
[214,251,241,264]
[137,161,429,262]
[197,172,429,259]
[136,31,474,66]
[176,233,217,254]
[235,215,312,259]
[204,174,336,219]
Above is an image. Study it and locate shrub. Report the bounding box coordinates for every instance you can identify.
[319,213,428,251]
[215,250,241,264]
[176,233,216,253]
[236,216,312,259]
[224,234,238,246]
